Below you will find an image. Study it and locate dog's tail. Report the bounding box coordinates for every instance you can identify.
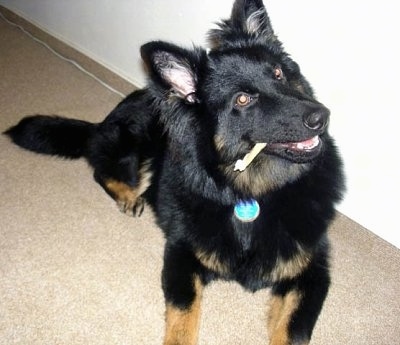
[4,115,95,159]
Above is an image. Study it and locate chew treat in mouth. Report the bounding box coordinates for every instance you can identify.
[234,143,267,172]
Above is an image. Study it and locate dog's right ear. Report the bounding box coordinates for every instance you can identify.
[141,41,204,103]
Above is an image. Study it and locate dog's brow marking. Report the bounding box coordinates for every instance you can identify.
[234,143,267,171]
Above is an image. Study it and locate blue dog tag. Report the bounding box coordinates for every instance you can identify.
[234,199,260,222]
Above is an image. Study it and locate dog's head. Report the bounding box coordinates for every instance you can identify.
[141,0,331,197]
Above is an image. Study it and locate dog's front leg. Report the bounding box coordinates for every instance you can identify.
[267,254,330,345]
[162,244,203,345]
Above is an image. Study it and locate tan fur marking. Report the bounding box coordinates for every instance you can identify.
[104,159,152,214]
[219,154,309,196]
[229,161,277,195]
[214,135,226,153]
[214,134,311,196]
[291,80,306,94]
[104,179,139,212]
[137,159,153,195]
[163,276,203,345]
[268,290,304,345]
[269,247,312,282]
[195,250,229,275]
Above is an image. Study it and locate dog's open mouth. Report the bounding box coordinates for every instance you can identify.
[268,136,320,152]
[264,135,322,163]
[235,136,322,171]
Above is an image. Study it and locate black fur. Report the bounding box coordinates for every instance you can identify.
[4,1,344,344]
[4,115,93,158]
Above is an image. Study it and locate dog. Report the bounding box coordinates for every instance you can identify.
[5,0,345,344]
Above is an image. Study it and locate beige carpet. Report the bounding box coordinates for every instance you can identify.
[1,7,399,345]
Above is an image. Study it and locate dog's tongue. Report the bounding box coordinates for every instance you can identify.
[287,136,320,150]
[297,136,319,149]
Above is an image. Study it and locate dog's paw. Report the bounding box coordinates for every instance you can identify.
[103,179,145,217]
[117,196,145,217]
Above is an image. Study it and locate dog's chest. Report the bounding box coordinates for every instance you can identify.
[231,215,257,252]
[193,205,311,289]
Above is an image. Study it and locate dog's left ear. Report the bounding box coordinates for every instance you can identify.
[141,41,204,103]
[209,0,278,48]
[232,0,273,37]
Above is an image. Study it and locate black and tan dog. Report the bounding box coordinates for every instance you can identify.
[5,0,345,344]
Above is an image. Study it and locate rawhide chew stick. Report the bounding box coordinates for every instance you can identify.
[234,143,267,172]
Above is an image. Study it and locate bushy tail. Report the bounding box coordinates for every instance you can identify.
[4,115,95,159]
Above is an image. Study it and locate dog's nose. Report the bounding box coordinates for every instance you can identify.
[303,108,330,131]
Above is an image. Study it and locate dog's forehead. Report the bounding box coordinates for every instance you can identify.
[205,48,280,92]
[209,48,278,76]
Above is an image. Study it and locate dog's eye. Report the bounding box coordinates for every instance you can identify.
[235,93,253,107]
[274,67,283,80]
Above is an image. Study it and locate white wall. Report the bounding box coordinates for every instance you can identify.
[1,0,399,248]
